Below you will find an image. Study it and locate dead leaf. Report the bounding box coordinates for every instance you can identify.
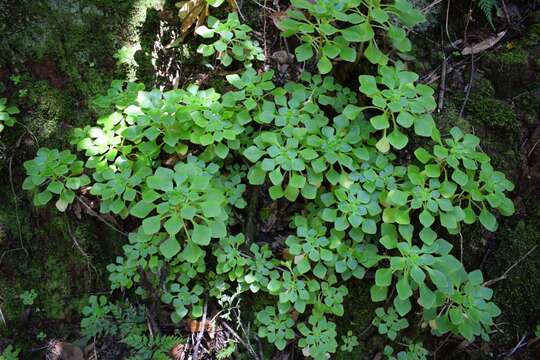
[46,341,84,360]
[187,318,214,333]
[227,0,238,11]
[176,0,207,36]
[461,31,507,56]
[170,343,187,360]
[270,10,288,31]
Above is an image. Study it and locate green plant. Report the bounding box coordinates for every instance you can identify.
[22,0,517,357]
[281,0,424,73]
[0,345,20,360]
[196,12,264,67]
[340,330,359,352]
[474,0,497,26]
[297,314,338,358]
[19,289,38,306]
[0,97,19,133]
[80,295,183,359]
[372,307,409,340]
[384,342,428,360]
[256,306,295,350]
[22,148,90,210]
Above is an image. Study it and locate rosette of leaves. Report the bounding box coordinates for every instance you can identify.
[320,182,382,232]
[280,0,424,73]
[244,130,321,201]
[411,127,515,232]
[196,12,264,66]
[22,148,90,210]
[424,270,502,341]
[242,243,281,292]
[107,229,163,290]
[0,97,19,133]
[90,164,152,217]
[256,306,296,351]
[161,282,205,322]
[372,306,409,340]
[287,72,358,112]
[297,315,338,358]
[285,216,335,279]
[372,231,458,312]
[223,68,275,111]
[359,63,437,152]
[213,233,248,280]
[128,157,229,264]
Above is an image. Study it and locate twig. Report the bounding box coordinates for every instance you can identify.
[483,245,538,287]
[527,137,540,158]
[192,295,208,360]
[505,335,527,358]
[66,221,97,279]
[437,52,448,112]
[422,0,443,14]
[221,321,260,360]
[459,52,475,118]
[76,196,128,236]
[8,133,29,258]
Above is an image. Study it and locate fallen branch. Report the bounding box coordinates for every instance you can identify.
[484,245,538,287]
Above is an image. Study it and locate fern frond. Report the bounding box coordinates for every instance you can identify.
[474,0,497,26]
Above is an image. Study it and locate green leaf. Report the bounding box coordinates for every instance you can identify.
[376,136,390,153]
[317,55,332,74]
[34,191,53,206]
[479,208,497,231]
[322,43,340,59]
[192,224,211,245]
[295,43,314,62]
[375,268,392,287]
[267,279,281,292]
[370,114,389,130]
[182,242,203,263]
[394,296,411,316]
[244,146,265,162]
[451,169,469,186]
[130,201,155,218]
[364,41,387,65]
[142,215,161,235]
[387,189,408,206]
[370,285,388,302]
[160,237,180,259]
[396,277,412,300]
[419,210,435,227]
[341,23,374,42]
[387,129,408,149]
[164,215,182,236]
[414,114,435,137]
[247,167,266,185]
[297,257,311,275]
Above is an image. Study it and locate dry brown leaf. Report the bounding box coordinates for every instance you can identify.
[187,318,214,333]
[227,0,238,11]
[270,10,288,31]
[176,0,206,36]
[461,31,507,56]
[46,341,84,360]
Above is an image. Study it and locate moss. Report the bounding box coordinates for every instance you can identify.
[485,200,540,355]
[466,94,517,131]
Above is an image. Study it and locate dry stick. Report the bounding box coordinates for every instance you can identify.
[221,321,260,360]
[66,221,97,279]
[422,0,443,13]
[437,48,448,113]
[192,295,208,360]
[8,133,29,258]
[458,52,475,118]
[483,245,538,287]
[75,196,128,237]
